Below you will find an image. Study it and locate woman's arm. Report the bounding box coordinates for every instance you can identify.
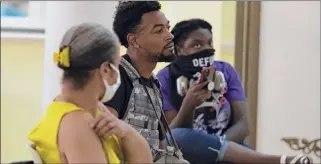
[58,111,108,163]
[91,107,152,163]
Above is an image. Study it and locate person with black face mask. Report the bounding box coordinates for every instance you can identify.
[173,48,215,78]
[156,18,312,164]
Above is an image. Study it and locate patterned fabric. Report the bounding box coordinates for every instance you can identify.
[120,58,163,154]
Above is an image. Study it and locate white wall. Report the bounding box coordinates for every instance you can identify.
[42,1,117,112]
[257,1,320,162]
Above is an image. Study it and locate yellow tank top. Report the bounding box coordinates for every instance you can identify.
[28,101,122,163]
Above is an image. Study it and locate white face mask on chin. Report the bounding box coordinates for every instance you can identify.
[100,64,121,102]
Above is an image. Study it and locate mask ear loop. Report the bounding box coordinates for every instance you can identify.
[108,63,117,71]
[108,63,121,84]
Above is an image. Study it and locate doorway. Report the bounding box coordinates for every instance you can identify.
[234,1,261,149]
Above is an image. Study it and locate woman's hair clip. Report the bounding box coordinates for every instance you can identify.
[53,46,70,68]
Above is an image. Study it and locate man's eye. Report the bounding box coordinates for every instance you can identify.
[156,29,163,33]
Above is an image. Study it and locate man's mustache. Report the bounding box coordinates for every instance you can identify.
[164,41,174,48]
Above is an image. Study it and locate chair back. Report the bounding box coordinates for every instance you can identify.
[26,143,42,164]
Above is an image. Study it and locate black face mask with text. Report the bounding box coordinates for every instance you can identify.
[172,48,215,79]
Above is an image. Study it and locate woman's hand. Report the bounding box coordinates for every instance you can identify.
[90,106,133,139]
[97,102,119,117]
[91,104,153,163]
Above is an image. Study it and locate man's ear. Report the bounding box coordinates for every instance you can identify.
[127,33,139,48]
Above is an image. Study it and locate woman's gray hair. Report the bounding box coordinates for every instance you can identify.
[58,23,120,89]
[59,22,119,70]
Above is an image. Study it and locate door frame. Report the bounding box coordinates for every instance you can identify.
[234,1,261,150]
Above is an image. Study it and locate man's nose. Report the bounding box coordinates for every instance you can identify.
[165,30,174,41]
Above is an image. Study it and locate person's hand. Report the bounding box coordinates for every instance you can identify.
[90,107,133,139]
[97,102,118,117]
[182,80,211,109]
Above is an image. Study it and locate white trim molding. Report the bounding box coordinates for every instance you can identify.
[221,41,235,48]
[1,1,45,39]
[1,30,45,39]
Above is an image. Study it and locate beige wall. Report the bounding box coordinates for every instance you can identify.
[1,39,44,162]
[220,1,236,65]
[161,1,222,60]
[1,2,236,162]
[257,1,320,162]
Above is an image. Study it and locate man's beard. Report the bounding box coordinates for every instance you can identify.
[155,54,177,62]
[151,50,177,62]
[139,44,176,62]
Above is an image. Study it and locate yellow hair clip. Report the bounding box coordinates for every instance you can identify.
[53,47,70,68]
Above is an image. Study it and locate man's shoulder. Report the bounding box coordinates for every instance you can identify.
[119,64,128,77]
[119,55,133,79]
[118,64,134,91]
[119,55,140,80]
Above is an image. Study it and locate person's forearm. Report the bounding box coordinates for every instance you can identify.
[169,101,195,129]
[225,118,249,144]
[122,129,153,163]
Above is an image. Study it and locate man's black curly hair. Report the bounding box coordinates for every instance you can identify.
[171,18,212,46]
[113,1,162,48]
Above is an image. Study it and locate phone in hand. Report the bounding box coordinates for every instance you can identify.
[198,66,216,91]
[198,66,216,83]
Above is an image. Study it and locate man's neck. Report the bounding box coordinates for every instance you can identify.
[126,49,156,79]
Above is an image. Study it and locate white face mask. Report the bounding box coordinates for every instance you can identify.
[100,64,121,102]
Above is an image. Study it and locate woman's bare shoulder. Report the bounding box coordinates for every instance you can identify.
[58,110,107,163]
[58,110,96,148]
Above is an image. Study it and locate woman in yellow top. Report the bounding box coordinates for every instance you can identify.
[28,23,152,164]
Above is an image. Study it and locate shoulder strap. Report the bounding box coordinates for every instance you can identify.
[120,57,140,86]
[140,80,185,159]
